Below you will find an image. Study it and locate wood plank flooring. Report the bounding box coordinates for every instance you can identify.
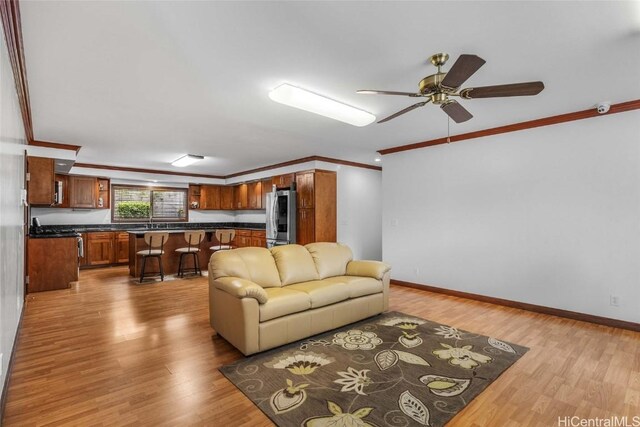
[3,267,639,426]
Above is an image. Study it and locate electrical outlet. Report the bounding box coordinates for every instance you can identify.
[414,267,420,277]
[610,295,620,307]
[391,219,399,227]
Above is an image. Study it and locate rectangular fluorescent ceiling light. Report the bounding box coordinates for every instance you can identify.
[171,154,204,167]
[269,83,376,127]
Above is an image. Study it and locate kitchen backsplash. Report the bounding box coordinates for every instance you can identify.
[31,207,266,225]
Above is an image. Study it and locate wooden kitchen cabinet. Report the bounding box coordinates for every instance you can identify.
[87,232,113,265]
[97,178,110,209]
[234,229,252,247]
[201,185,221,210]
[188,184,201,208]
[296,171,315,209]
[70,176,97,208]
[272,173,294,189]
[297,209,316,246]
[295,170,337,245]
[79,232,88,267]
[234,184,249,210]
[27,156,55,205]
[220,186,234,210]
[27,236,79,292]
[248,181,262,209]
[262,178,272,207]
[54,174,70,208]
[250,230,267,248]
[115,232,129,264]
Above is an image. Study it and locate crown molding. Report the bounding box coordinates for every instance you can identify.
[30,140,82,153]
[378,99,640,155]
[0,0,33,143]
[72,163,225,180]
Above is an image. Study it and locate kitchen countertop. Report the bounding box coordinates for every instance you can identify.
[33,222,266,235]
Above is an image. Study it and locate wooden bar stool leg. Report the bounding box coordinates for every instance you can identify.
[178,253,184,278]
[140,256,147,284]
[194,253,201,276]
[159,256,164,281]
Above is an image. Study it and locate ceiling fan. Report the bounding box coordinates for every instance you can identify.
[358,53,544,124]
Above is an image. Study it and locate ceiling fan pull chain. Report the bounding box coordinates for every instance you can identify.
[447,116,451,143]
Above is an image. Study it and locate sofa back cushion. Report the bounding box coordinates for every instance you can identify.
[271,244,319,285]
[305,242,353,279]
[209,247,282,288]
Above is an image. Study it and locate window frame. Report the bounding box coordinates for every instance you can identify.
[111,184,189,223]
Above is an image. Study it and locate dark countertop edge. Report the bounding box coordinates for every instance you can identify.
[126,228,266,235]
[29,233,81,239]
[34,222,266,234]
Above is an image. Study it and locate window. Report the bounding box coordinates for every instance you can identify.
[112,185,188,222]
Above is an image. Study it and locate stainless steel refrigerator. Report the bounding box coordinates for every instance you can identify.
[265,188,296,248]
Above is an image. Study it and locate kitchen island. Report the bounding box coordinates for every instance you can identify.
[127,227,266,279]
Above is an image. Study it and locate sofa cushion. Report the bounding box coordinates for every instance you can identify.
[260,288,311,322]
[271,244,319,285]
[210,247,282,288]
[305,242,353,279]
[324,276,383,299]
[286,280,350,308]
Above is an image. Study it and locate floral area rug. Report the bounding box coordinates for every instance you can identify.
[219,311,528,426]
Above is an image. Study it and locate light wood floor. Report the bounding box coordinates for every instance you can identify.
[3,267,639,426]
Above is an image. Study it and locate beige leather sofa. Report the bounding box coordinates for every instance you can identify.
[208,242,391,355]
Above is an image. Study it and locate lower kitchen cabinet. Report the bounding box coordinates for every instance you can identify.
[84,231,129,267]
[87,233,113,266]
[297,209,316,246]
[234,229,252,248]
[115,232,130,263]
[28,237,79,292]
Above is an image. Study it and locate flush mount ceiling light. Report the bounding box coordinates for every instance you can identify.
[171,154,204,167]
[269,83,376,127]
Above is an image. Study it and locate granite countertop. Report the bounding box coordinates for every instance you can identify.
[34,222,266,235]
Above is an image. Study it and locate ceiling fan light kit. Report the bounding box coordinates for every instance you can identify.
[358,52,545,124]
[269,83,376,127]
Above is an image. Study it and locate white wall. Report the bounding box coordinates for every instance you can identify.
[334,165,382,261]
[0,29,26,398]
[382,112,640,324]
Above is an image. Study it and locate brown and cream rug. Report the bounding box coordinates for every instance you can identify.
[220,311,528,426]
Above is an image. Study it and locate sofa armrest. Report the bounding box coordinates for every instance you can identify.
[214,277,268,304]
[346,260,391,280]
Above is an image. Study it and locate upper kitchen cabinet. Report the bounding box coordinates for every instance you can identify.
[97,178,110,209]
[54,174,70,208]
[188,184,201,208]
[220,186,234,210]
[295,171,315,209]
[201,185,221,210]
[248,181,262,209]
[27,156,55,205]
[234,183,249,210]
[69,176,97,208]
[261,178,273,207]
[272,173,294,189]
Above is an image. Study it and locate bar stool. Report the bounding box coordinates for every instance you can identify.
[176,230,205,278]
[138,232,169,283]
[210,229,236,252]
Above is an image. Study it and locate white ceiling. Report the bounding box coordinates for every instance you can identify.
[20,1,640,175]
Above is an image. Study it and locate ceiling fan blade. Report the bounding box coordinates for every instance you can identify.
[441,100,473,123]
[459,81,544,99]
[378,100,430,123]
[440,54,486,89]
[357,90,423,97]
